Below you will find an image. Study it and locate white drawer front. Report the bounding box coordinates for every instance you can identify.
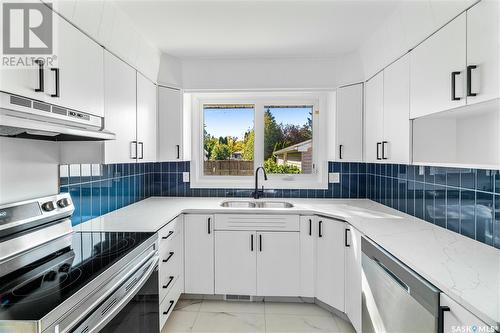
[159,278,182,331]
[158,215,182,241]
[215,214,299,231]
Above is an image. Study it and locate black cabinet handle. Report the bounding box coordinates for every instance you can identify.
[382,141,388,160]
[309,219,312,236]
[451,71,461,101]
[376,142,382,160]
[467,65,477,97]
[207,217,211,234]
[34,59,44,92]
[339,145,343,160]
[318,220,323,238]
[162,231,174,240]
[50,68,60,97]
[438,306,451,333]
[162,276,175,289]
[345,228,351,247]
[138,142,144,159]
[259,234,262,252]
[176,145,180,159]
[163,300,175,315]
[162,251,174,263]
[130,141,137,159]
[251,234,254,251]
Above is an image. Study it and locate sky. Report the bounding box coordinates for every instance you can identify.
[204,106,312,140]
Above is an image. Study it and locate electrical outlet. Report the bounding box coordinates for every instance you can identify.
[182,172,190,183]
[328,172,340,183]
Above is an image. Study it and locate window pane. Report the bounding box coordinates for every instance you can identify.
[264,105,313,174]
[203,104,254,176]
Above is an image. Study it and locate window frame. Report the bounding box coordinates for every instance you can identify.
[190,91,329,189]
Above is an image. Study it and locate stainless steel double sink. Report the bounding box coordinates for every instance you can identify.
[220,200,294,208]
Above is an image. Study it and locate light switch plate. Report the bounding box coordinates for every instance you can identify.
[182,172,190,183]
[329,172,340,183]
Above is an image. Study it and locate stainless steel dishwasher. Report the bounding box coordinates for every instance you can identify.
[362,236,441,333]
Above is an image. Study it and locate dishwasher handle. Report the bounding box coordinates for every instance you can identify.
[374,258,410,293]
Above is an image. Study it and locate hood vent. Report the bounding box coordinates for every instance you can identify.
[0,92,115,141]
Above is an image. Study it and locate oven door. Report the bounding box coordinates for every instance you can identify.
[70,253,160,333]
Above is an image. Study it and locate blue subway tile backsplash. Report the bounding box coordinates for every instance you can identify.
[60,161,500,249]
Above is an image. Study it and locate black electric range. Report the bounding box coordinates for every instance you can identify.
[0,231,155,322]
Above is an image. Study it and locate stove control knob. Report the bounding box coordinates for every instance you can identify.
[41,201,55,212]
[44,270,57,281]
[59,263,71,273]
[57,198,71,208]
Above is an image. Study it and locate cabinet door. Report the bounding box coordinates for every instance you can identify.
[103,51,137,164]
[410,13,466,118]
[184,214,214,294]
[257,232,300,297]
[47,14,104,116]
[364,72,384,163]
[215,231,256,295]
[345,227,362,333]
[158,86,183,161]
[316,218,345,310]
[137,73,157,163]
[336,84,363,162]
[0,61,47,102]
[383,54,410,164]
[440,293,493,333]
[466,0,500,105]
[299,216,316,298]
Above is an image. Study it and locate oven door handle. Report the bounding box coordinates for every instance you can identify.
[69,251,159,333]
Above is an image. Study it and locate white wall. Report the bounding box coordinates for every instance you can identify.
[358,0,475,79]
[0,138,59,205]
[177,53,363,90]
[158,53,183,88]
[47,0,161,82]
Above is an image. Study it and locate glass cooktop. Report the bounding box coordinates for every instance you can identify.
[0,231,154,321]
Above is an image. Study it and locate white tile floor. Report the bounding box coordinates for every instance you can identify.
[162,299,356,333]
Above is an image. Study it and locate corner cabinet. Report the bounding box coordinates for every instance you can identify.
[365,55,410,164]
[184,214,214,294]
[158,86,184,161]
[336,83,364,162]
[137,72,158,163]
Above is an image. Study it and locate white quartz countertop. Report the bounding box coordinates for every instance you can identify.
[78,197,500,327]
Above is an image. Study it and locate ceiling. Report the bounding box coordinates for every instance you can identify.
[114,0,399,59]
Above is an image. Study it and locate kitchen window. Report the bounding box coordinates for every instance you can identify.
[189,92,330,189]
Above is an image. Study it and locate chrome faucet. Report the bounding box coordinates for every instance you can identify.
[253,166,268,199]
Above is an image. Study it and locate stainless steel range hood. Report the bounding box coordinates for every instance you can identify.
[0,92,115,141]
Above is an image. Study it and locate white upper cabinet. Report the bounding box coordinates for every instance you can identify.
[49,14,104,117]
[136,73,158,163]
[0,59,47,102]
[466,0,500,105]
[336,84,364,162]
[383,54,410,164]
[158,86,184,161]
[364,72,384,163]
[315,218,345,311]
[102,51,137,164]
[410,13,466,118]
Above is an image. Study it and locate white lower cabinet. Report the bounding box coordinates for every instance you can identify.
[299,216,316,298]
[440,294,494,333]
[315,217,346,311]
[344,226,362,333]
[184,214,214,294]
[215,230,256,295]
[159,278,183,330]
[256,232,300,296]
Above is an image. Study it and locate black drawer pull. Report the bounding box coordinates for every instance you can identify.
[451,71,461,101]
[467,65,477,97]
[163,300,175,315]
[309,219,312,236]
[345,228,350,247]
[438,306,451,333]
[162,231,174,240]
[162,252,174,263]
[35,59,44,92]
[376,142,382,160]
[318,220,323,238]
[163,276,175,289]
